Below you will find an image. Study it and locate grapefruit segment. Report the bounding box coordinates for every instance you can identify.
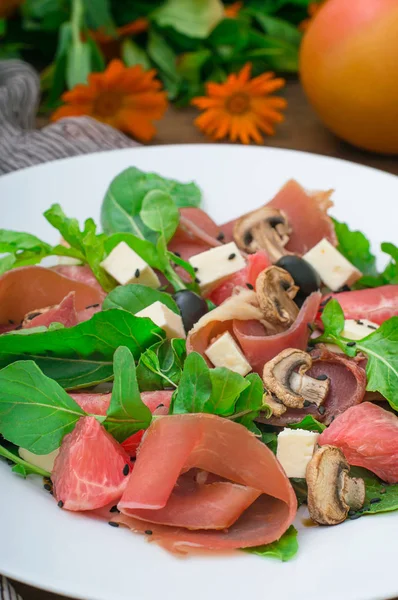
[52,417,131,511]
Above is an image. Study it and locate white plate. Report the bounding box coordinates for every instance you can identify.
[0,145,397,600]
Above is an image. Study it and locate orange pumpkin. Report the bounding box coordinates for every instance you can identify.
[300,0,398,155]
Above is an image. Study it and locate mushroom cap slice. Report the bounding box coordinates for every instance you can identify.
[306,445,365,526]
[262,348,330,409]
[233,207,292,262]
[255,266,299,332]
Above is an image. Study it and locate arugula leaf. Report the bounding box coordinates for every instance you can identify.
[332,218,378,277]
[0,310,164,389]
[103,284,179,315]
[0,443,51,478]
[288,415,326,433]
[171,352,212,413]
[314,302,398,410]
[137,339,186,391]
[234,372,264,433]
[244,526,298,561]
[290,478,308,507]
[205,368,250,416]
[0,230,52,255]
[0,361,86,454]
[260,430,278,454]
[101,167,201,237]
[104,347,152,442]
[0,254,17,275]
[141,190,180,242]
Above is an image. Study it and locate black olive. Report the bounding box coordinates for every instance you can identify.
[275,255,321,307]
[173,290,208,333]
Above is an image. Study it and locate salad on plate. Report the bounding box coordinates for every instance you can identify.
[0,167,397,560]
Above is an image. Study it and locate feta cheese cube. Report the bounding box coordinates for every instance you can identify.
[189,242,246,293]
[19,448,59,473]
[303,238,362,291]
[136,301,185,339]
[276,428,319,478]
[205,331,252,376]
[342,318,379,340]
[101,242,160,288]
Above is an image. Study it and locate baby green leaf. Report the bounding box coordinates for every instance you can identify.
[234,373,265,433]
[0,361,86,454]
[104,347,152,442]
[141,190,180,242]
[171,352,212,413]
[332,219,378,277]
[244,526,298,561]
[137,338,186,391]
[288,415,326,433]
[205,368,250,416]
[103,283,179,315]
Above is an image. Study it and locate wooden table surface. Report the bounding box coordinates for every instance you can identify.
[9,78,398,600]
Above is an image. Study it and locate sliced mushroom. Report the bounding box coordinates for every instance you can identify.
[306,445,365,525]
[262,348,330,409]
[255,266,299,332]
[233,207,292,262]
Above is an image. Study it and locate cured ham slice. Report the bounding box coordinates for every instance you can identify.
[319,402,398,483]
[261,348,367,426]
[52,265,106,297]
[23,292,78,329]
[169,208,221,260]
[220,180,336,255]
[115,414,296,552]
[209,252,271,305]
[0,266,103,326]
[233,293,321,374]
[326,285,398,324]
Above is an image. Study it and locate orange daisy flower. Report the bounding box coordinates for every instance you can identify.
[299,1,327,31]
[224,1,243,19]
[191,63,286,144]
[51,60,168,142]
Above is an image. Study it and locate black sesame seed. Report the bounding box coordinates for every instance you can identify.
[216,232,225,242]
[246,282,254,290]
[315,374,328,381]
[228,253,236,260]
[145,529,153,535]
[320,296,332,307]
[156,403,165,409]
[130,456,136,462]
[134,268,140,278]
[367,324,377,330]
[110,505,120,513]
[58,500,64,508]
[330,415,335,422]
[346,341,356,347]
[361,505,370,512]
[109,521,119,528]
[195,277,201,284]
[307,323,314,332]
[194,267,198,272]
[303,400,311,408]
[44,483,52,491]
[15,325,22,330]
[8,319,15,325]
[27,311,41,320]
[349,513,361,520]
[318,406,326,415]
[336,285,351,293]
[355,319,363,325]
[370,497,382,504]
[123,464,130,476]
[85,303,100,309]
[174,251,181,257]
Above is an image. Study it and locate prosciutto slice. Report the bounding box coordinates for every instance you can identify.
[115,414,296,552]
[23,291,78,329]
[0,266,103,326]
[220,180,336,255]
[261,347,367,426]
[169,208,221,260]
[326,285,398,324]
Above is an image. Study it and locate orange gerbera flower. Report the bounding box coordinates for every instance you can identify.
[51,60,168,142]
[224,1,243,18]
[299,1,327,31]
[191,63,286,144]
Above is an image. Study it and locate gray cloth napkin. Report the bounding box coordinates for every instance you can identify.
[0,576,22,600]
[0,59,139,175]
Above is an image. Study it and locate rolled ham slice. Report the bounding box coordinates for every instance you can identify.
[168,208,222,261]
[220,180,336,255]
[325,285,398,325]
[260,347,367,426]
[115,413,296,553]
[0,266,103,326]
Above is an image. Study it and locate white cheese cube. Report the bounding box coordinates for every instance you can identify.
[205,331,252,376]
[303,239,362,291]
[57,256,82,266]
[136,301,185,339]
[342,319,379,340]
[276,428,319,478]
[19,448,59,473]
[189,242,246,293]
[101,242,160,288]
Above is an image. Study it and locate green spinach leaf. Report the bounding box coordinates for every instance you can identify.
[171,352,212,413]
[140,190,180,242]
[243,525,298,561]
[288,415,326,433]
[103,284,179,315]
[205,368,250,416]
